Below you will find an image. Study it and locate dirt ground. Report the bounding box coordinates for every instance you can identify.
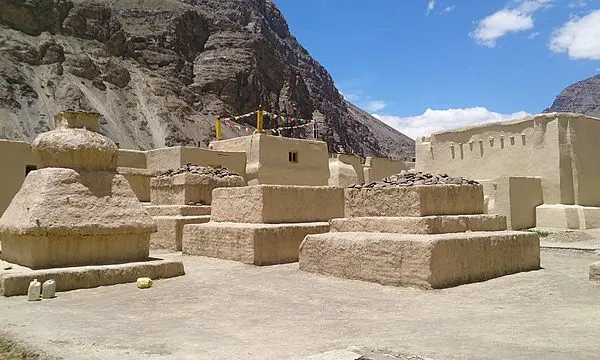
[1,249,599,360]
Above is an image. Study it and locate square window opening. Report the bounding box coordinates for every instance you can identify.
[288,151,298,163]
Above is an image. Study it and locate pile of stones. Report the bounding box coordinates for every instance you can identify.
[349,170,479,189]
[155,163,240,179]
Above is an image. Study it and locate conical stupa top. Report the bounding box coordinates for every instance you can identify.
[32,110,118,170]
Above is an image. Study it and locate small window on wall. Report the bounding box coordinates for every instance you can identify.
[25,165,37,176]
[208,165,222,169]
[288,151,298,163]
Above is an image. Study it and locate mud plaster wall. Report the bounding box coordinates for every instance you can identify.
[416,113,600,206]
[146,146,246,178]
[210,134,330,186]
[363,156,410,183]
[0,140,40,216]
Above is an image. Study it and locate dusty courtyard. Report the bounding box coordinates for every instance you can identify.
[1,249,599,360]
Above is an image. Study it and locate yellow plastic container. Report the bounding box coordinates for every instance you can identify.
[136,277,153,289]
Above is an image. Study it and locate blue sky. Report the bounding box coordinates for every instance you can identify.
[273,0,600,138]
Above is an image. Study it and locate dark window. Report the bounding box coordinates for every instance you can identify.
[288,151,298,163]
[25,165,37,176]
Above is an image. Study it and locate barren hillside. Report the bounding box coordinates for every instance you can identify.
[0,0,414,159]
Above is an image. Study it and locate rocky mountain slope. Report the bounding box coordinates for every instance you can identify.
[0,0,415,159]
[544,74,600,118]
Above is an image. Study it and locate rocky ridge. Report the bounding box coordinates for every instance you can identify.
[544,74,600,118]
[350,170,479,189]
[0,0,415,159]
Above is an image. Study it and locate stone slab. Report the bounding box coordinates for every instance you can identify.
[182,222,330,265]
[210,185,344,224]
[1,233,150,270]
[145,204,211,217]
[0,258,185,297]
[590,262,600,281]
[330,215,507,234]
[536,204,600,230]
[151,215,211,251]
[344,185,484,218]
[299,231,540,289]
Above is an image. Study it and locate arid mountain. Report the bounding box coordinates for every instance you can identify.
[544,74,600,118]
[0,0,415,159]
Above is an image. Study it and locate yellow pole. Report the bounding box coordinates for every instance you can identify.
[215,118,222,140]
[257,107,264,132]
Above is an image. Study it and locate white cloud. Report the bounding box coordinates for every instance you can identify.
[517,0,552,13]
[427,0,436,14]
[365,100,387,112]
[569,0,588,8]
[528,31,541,39]
[338,86,386,113]
[373,107,530,139]
[549,9,600,60]
[471,10,534,47]
[444,5,456,13]
[471,0,551,47]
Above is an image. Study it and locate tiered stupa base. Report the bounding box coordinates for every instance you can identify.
[0,256,184,297]
[182,185,344,265]
[299,173,541,289]
[300,230,539,289]
[184,222,329,266]
[146,204,211,250]
[147,165,245,251]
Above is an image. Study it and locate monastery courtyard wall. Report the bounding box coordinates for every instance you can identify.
[416,112,600,229]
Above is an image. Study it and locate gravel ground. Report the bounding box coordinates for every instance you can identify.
[1,250,599,360]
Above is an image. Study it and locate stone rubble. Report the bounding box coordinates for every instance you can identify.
[349,170,479,189]
[155,163,240,179]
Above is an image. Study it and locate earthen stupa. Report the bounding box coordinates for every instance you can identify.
[0,110,156,269]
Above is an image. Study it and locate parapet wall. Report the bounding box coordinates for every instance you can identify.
[146,146,247,178]
[416,113,600,206]
[363,156,410,183]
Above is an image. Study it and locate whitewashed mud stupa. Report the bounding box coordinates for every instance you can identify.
[0,110,156,269]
